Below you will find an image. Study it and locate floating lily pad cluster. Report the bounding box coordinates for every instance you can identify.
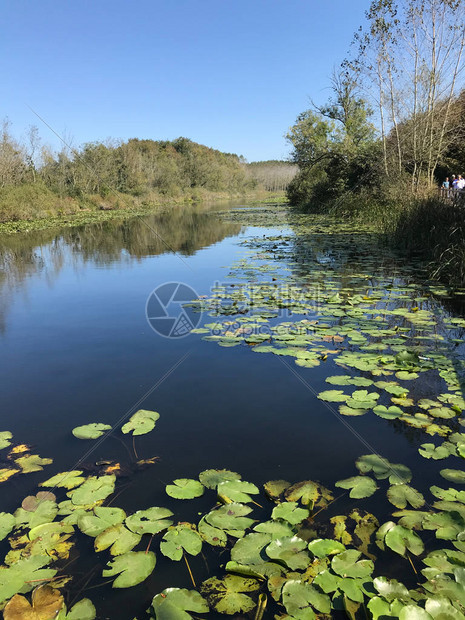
[3,212,465,618]
[72,409,160,440]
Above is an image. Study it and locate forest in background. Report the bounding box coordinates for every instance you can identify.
[0,122,296,225]
[286,0,465,285]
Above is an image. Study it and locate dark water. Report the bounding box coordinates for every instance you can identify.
[0,202,464,618]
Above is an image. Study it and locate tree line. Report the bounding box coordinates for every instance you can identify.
[286,0,465,211]
[0,122,294,223]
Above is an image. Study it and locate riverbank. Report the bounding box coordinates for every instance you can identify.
[0,189,282,235]
[293,189,465,289]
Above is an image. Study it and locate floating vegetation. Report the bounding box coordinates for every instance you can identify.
[4,210,465,617]
[0,403,464,617]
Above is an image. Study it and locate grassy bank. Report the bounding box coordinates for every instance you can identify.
[294,189,465,288]
[0,185,274,235]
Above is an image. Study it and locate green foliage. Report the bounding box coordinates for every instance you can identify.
[0,124,257,226]
[166,479,204,500]
[151,588,209,619]
[286,71,378,209]
[72,423,112,440]
[102,551,156,588]
[121,410,159,436]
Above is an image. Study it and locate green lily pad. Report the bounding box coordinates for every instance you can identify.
[15,500,58,530]
[126,507,174,535]
[351,390,380,402]
[440,469,465,484]
[200,574,259,615]
[102,550,156,588]
[388,463,413,485]
[95,523,141,555]
[418,399,440,410]
[253,520,295,538]
[387,485,425,509]
[428,406,456,419]
[372,576,411,602]
[72,423,112,440]
[331,550,374,578]
[384,384,409,396]
[198,469,241,489]
[419,444,452,460]
[40,471,86,489]
[355,454,390,478]
[217,480,259,503]
[160,524,202,561]
[339,405,369,416]
[15,454,53,473]
[152,588,209,619]
[379,522,424,556]
[197,516,227,547]
[57,598,96,620]
[326,376,373,387]
[318,390,347,403]
[0,513,15,541]
[335,476,378,499]
[57,598,97,620]
[367,597,399,619]
[205,503,254,536]
[373,405,403,419]
[425,596,464,619]
[166,479,204,500]
[69,475,115,506]
[395,371,419,380]
[230,532,271,566]
[282,579,331,615]
[423,511,465,540]
[430,486,465,502]
[0,432,13,450]
[266,536,310,570]
[121,410,159,436]
[78,507,126,537]
[0,556,57,604]
[228,533,283,578]
[271,502,309,525]
[307,538,346,558]
[313,569,342,593]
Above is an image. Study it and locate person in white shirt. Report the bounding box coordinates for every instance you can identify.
[457,175,465,190]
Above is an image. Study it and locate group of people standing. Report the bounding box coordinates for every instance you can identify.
[442,175,465,190]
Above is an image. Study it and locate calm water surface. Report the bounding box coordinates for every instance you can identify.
[0,202,464,618]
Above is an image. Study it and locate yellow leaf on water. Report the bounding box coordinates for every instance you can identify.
[0,468,18,483]
[9,445,31,456]
[102,463,122,475]
[3,585,64,620]
[136,457,160,467]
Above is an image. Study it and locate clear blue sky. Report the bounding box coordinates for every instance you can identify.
[3,0,369,162]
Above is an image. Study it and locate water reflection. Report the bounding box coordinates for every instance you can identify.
[0,205,242,332]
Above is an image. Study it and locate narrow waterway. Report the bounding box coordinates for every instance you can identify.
[1,202,465,618]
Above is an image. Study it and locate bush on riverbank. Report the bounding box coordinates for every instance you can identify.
[304,186,465,287]
[0,124,269,224]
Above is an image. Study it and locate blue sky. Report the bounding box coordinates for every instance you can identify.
[3,0,369,162]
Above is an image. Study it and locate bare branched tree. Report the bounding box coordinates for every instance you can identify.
[355,0,465,187]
